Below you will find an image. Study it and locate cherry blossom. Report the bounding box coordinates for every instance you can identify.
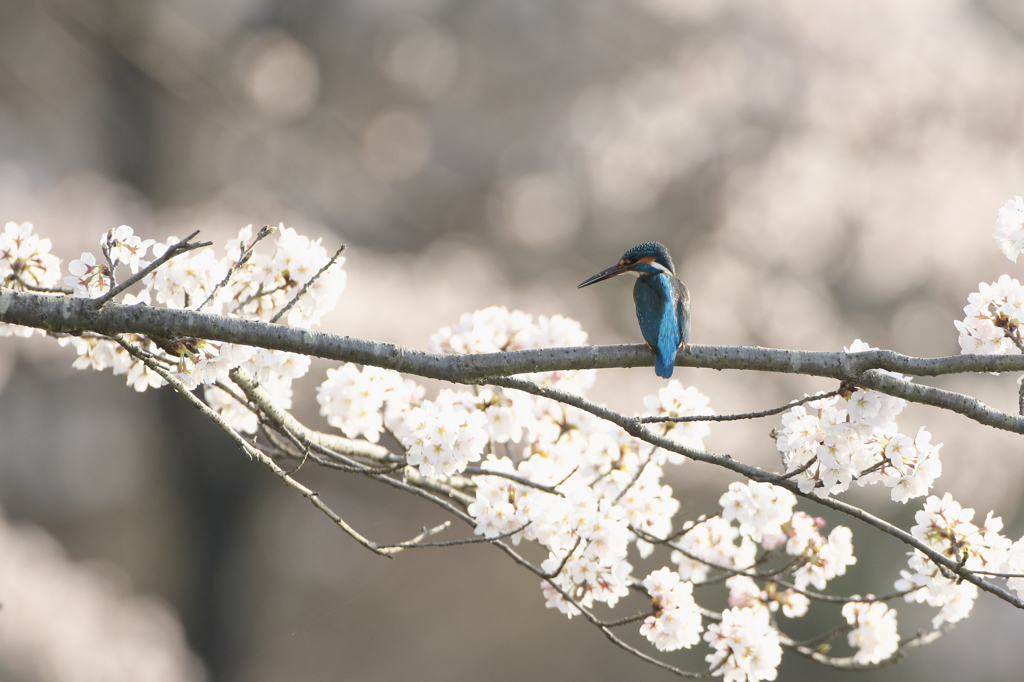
[993,195,1024,263]
[842,600,899,664]
[640,567,703,651]
[704,606,782,682]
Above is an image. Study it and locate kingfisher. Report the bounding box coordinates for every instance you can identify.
[578,242,690,379]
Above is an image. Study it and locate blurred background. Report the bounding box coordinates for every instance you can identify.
[3,0,1024,679]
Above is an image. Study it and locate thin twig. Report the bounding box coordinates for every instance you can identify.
[281,443,311,476]
[785,622,853,649]
[614,454,653,503]
[641,388,845,424]
[544,536,583,579]
[304,450,407,475]
[487,538,711,678]
[262,412,407,476]
[112,333,398,557]
[962,568,1024,579]
[771,582,918,605]
[270,243,346,324]
[91,231,211,307]
[660,542,803,587]
[786,622,956,670]
[377,523,534,549]
[463,466,562,495]
[374,521,453,552]
[10,273,72,295]
[631,520,703,546]
[232,283,291,314]
[197,225,277,312]
[99,231,118,289]
[597,611,652,628]
[777,455,818,481]
[488,375,1024,611]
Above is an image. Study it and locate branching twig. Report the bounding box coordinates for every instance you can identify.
[488,376,1024,611]
[641,388,846,424]
[10,273,73,295]
[376,521,453,552]
[270,243,346,324]
[112,334,398,557]
[615,454,653,503]
[786,622,956,670]
[597,611,652,628]
[99,232,118,290]
[487,537,711,678]
[462,466,562,495]
[777,455,818,481]
[90,231,211,308]
[785,622,853,649]
[197,225,277,312]
[544,536,583,579]
[377,523,533,549]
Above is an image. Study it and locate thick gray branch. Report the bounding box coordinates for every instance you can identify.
[3,288,1024,433]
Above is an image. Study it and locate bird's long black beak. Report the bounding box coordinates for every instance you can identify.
[578,263,630,288]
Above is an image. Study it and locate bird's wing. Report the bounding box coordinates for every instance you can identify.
[673,278,690,344]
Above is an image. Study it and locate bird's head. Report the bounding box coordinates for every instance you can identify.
[577,242,675,288]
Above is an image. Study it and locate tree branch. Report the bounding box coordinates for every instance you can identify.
[5,288,1024,610]
[2,288,1023,379]
[112,335,398,557]
[3,288,1023,433]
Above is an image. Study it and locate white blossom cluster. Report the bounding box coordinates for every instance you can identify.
[16,209,1024,677]
[464,380,703,618]
[841,601,900,665]
[354,304,869,680]
[63,224,155,297]
[640,567,703,651]
[316,363,421,443]
[392,390,492,478]
[10,222,346,432]
[0,222,63,337]
[896,493,1015,628]
[703,606,783,682]
[429,305,595,393]
[774,341,942,502]
[147,224,348,430]
[726,576,808,619]
[954,274,1024,355]
[537,491,634,617]
[993,195,1024,264]
[643,381,714,464]
[681,482,855,594]
[672,515,756,583]
[956,196,1024,354]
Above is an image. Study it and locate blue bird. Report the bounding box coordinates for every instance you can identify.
[578,242,690,378]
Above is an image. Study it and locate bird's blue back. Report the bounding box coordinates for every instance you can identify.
[633,273,690,378]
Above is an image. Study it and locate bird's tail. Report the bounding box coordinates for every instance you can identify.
[654,348,676,379]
